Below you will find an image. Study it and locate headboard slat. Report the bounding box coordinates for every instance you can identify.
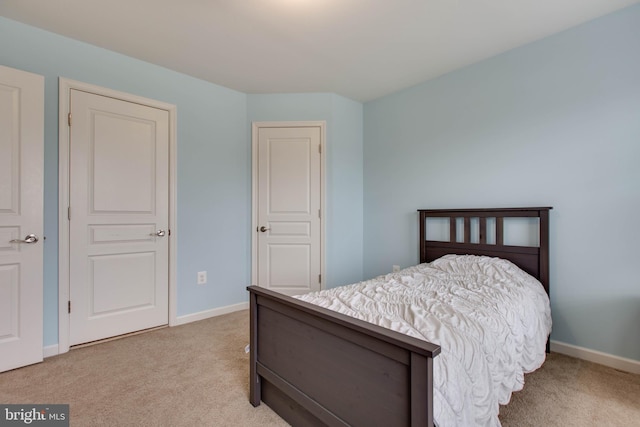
[449,219,456,244]
[463,217,471,243]
[496,217,504,246]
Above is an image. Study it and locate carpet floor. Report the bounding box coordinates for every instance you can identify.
[1,310,638,426]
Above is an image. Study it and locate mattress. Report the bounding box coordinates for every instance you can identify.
[294,254,552,427]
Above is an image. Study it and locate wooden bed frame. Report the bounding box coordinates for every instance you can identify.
[248,207,552,427]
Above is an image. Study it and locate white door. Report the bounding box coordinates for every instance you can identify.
[255,125,322,296]
[69,89,169,345]
[0,65,44,372]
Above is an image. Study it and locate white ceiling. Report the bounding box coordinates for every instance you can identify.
[1,0,638,102]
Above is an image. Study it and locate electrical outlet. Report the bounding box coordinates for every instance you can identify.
[392,265,400,272]
[197,271,207,285]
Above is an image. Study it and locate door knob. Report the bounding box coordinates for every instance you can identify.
[10,233,39,244]
[258,226,270,232]
[152,230,166,237]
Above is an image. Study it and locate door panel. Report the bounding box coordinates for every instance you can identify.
[0,65,44,372]
[90,252,156,314]
[69,89,169,345]
[257,126,321,296]
[267,244,312,288]
[0,264,19,337]
[91,112,156,213]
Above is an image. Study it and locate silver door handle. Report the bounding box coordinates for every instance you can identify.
[10,233,39,244]
[258,226,270,232]
[151,230,166,237]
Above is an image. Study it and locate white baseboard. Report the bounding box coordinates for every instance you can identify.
[43,344,59,358]
[174,301,249,326]
[551,340,640,375]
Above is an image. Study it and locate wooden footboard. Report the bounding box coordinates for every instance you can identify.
[248,286,441,427]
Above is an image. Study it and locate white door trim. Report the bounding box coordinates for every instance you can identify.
[58,78,178,354]
[251,121,326,289]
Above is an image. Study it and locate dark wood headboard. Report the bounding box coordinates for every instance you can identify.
[418,207,552,295]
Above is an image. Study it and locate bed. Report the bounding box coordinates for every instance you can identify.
[247,207,552,427]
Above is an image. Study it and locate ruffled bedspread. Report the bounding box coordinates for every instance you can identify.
[294,255,552,427]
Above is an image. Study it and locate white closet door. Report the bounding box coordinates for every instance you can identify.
[0,65,44,372]
[69,89,169,345]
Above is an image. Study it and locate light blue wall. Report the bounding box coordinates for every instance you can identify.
[247,94,364,288]
[363,5,640,360]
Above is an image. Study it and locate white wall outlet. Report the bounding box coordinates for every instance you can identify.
[392,265,400,272]
[197,271,207,285]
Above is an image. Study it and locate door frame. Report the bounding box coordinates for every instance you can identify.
[251,121,326,289]
[58,78,178,354]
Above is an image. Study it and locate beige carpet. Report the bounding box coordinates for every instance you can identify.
[1,310,638,426]
[499,352,640,427]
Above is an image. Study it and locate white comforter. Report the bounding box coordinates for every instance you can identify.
[294,255,552,427]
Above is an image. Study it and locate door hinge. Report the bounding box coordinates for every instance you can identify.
[68,301,71,314]
[318,209,321,219]
[319,144,322,154]
[319,274,321,284]
[168,229,171,236]
[68,206,71,221]
[68,112,72,127]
